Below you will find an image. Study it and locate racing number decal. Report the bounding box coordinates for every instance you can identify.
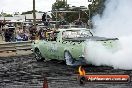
[49,43,58,52]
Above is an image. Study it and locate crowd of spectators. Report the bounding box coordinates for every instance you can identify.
[0,22,47,42]
[0,14,88,43]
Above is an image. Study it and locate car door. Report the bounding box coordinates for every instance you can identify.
[46,31,60,59]
[39,40,49,59]
[47,41,59,59]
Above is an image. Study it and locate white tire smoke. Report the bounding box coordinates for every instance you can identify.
[88,0,132,70]
[85,36,132,70]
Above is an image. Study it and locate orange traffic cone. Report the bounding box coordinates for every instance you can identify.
[43,77,48,88]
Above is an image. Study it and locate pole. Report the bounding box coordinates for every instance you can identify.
[89,8,91,29]
[79,9,81,19]
[33,0,36,27]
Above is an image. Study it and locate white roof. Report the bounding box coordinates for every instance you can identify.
[0,12,46,21]
[0,16,24,21]
[58,27,89,31]
[25,12,43,20]
[0,15,25,22]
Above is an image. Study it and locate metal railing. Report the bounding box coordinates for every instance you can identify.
[0,41,32,57]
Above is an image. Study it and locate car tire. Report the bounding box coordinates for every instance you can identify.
[35,48,45,61]
[64,51,74,66]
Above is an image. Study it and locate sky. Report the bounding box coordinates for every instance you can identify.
[0,0,91,14]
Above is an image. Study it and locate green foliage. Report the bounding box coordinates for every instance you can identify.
[22,10,38,15]
[1,13,13,17]
[51,0,106,23]
[52,1,68,22]
[52,1,89,23]
[52,1,67,10]
[5,14,13,17]
[88,0,106,18]
[66,8,89,23]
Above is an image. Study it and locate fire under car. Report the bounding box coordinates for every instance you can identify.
[31,27,119,66]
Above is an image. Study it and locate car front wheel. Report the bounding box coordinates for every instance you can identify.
[64,51,75,66]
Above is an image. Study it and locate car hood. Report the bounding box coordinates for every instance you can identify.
[63,36,118,42]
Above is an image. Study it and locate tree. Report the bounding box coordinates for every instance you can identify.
[52,1,68,11]
[52,1,89,23]
[5,14,13,17]
[0,13,13,17]
[88,0,106,19]
[21,10,38,15]
[66,7,89,23]
[52,0,68,25]
[51,0,106,24]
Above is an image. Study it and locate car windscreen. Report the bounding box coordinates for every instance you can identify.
[62,30,92,39]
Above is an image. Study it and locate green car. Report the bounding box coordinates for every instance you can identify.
[31,28,119,66]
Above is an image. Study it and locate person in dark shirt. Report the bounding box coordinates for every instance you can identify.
[42,13,49,26]
[0,21,5,39]
[29,26,37,40]
[4,29,12,42]
[38,28,46,40]
[75,18,83,27]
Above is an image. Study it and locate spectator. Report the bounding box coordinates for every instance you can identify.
[75,18,83,27]
[0,21,2,34]
[38,28,46,40]
[0,21,6,41]
[29,26,37,40]
[4,28,12,42]
[16,27,23,41]
[22,33,28,41]
[8,27,15,42]
[22,29,29,41]
[42,13,49,26]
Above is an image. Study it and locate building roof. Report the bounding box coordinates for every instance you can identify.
[0,16,24,22]
[24,12,43,20]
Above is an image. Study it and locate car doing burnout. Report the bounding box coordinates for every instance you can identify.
[31,28,119,66]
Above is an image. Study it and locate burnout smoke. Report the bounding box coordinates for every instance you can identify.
[85,0,132,70]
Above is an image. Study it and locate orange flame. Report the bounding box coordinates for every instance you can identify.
[78,66,86,76]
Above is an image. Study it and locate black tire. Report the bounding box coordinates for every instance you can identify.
[77,76,86,86]
[64,51,87,66]
[34,48,45,61]
[64,51,74,66]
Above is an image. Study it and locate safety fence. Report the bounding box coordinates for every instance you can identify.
[0,41,32,57]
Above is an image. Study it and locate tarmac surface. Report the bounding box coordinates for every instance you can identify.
[0,54,132,88]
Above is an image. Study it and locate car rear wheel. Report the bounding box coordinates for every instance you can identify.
[64,51,74,66]
[35,48,45,61]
